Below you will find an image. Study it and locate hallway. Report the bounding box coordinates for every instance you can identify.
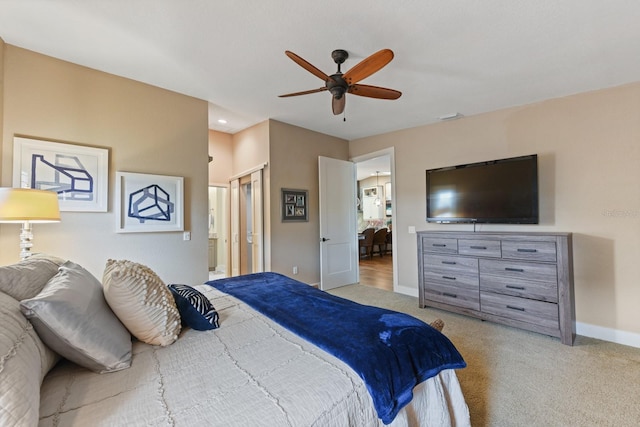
[358,253,393,291]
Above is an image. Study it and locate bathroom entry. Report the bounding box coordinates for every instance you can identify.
[208,186,228,279]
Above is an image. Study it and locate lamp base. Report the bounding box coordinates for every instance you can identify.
[19,221,34,260]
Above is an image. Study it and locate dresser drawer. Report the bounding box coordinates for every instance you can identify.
[480,275,558,303]
[424,254,478,275]
[501,241,557,262]
[480,259,558,283]
[421,237,458,254]
[458,239,501,258]
[424,282,479,311]
[481,292,559,329]
[424,270,479,289]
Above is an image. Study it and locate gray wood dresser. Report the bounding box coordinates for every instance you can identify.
[417,231,575,345]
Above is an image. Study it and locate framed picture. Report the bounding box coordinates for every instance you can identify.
[12,136,109,212]
[115,172,184,233]
[281,188,308,222]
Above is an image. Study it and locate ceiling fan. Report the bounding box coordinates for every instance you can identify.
[279,49,402,115]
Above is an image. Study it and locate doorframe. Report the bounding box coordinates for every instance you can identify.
[208,183,230,276]
[351,147,398,292]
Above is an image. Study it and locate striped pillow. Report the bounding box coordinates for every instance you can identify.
[169,284,220,331]
[102,260,181,346]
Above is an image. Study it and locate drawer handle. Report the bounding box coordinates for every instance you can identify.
[506,285,526,290]
[442,276,457,280]
[517,248,538,253]
[441,261,457,265]
[470,245,487,250]
[505,267,525,273]
[507,305,525,312]
[443,292,457,298]
[432,243,447,247]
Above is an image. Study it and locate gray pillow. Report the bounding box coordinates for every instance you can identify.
[20,261,132,373]
[0,291,59,426]
[0,254,66,301]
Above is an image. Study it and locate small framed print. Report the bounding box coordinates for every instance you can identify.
[116,171,184,233]
[281,188,308,222]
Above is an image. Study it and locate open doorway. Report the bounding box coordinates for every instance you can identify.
[354,151,395,292]
[208,186,228,281]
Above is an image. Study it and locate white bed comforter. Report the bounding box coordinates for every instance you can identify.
[39,286,470,426]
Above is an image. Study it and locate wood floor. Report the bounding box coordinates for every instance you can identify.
[358,252,393,291]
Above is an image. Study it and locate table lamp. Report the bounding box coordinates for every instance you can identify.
[0,188,61,260]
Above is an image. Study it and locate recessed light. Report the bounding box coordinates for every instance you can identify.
[218,119,227,124]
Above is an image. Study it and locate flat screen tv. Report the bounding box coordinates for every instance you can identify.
[426,154,538,224]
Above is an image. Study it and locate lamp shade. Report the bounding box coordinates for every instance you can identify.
[0,188,61,223]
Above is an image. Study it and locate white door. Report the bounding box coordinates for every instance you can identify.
[230,170,264,276]
[230,179,240,277]
[250,169,263,273]
[318,156,358,290]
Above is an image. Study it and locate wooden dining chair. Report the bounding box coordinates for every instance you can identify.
[358,228,375,259]
[385,230,392,255]
[372,228,388,257]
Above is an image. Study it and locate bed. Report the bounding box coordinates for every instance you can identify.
[0,256,470,426]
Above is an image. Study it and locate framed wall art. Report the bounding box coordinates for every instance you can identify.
[12,136,109,212]
[281,188,308,222]
[116,171,184,233]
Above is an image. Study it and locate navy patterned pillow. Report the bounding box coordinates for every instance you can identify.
[168,284,219,331]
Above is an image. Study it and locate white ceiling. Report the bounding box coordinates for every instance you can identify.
[1,1,640,141]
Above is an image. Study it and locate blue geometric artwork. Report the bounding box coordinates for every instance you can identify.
[31,153,94,201]
[127,184,174,223]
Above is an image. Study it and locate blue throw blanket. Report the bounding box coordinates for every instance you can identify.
[208,272,466,424]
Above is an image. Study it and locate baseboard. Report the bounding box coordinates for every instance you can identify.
[394,285,418,298]
[576,322,640,349]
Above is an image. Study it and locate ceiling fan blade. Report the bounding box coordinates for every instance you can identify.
[348,84,402,100]
[279,87,328,98]
[343,49,394,85]
[285,51,334,82]
[332,96,346,115]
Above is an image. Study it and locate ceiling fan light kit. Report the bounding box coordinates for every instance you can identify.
[279,48,402,116]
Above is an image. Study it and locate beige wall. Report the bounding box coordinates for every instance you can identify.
[232,120,270,176]
[0,45,210,284]
[350,82,640,341]
[212,120,347,284]
[268,120,349,284]
[208,130,233,185]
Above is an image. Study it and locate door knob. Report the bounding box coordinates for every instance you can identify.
[321,237,330,242]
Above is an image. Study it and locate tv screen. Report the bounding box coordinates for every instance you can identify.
[426,154,538,224]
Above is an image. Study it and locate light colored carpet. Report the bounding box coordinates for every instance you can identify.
[329,284,640,427]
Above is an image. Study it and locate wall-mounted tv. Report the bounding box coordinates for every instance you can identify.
[426,154,538,224]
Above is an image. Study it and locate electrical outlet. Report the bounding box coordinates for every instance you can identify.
[293,266,298,275]
[183,231,191,241]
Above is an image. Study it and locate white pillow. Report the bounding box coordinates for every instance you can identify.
[20,261,132,373]
[0,291,59,426]
[102,259,181,346]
